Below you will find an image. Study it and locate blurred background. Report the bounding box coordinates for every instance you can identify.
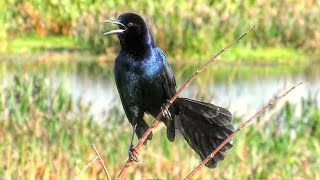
[0,0,319,179]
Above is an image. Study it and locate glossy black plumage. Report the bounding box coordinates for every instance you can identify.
[105,12,234,167]
[173,98,233,167]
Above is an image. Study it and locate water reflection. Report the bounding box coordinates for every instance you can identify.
[1,60,319,120]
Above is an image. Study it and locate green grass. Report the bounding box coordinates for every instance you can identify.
[1,34,310,66]
[0,71,319,179]
[3,35,77,54]
[1,0,320,56]
[220,46,307,64]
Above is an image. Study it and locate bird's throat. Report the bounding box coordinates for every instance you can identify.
[120,39,152,57]
[118,27,155,57]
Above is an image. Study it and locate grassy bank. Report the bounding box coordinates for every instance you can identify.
[1,35,310,66]
[1,0,320,57]
[4,35,77,53]
[0,73,319,179]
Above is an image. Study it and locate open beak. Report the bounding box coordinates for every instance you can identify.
[103,20,127,35]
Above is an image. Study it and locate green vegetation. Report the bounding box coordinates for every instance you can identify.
[1,0,319,60]
[0,72,319,179]
[2,34,309,66]
[4,35,77,53]
[220,46,308,65]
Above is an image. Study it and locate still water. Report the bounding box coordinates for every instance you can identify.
[1,60,319,120]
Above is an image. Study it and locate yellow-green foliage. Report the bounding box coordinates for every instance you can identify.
[0,73,319,179]
[2,0,320,57]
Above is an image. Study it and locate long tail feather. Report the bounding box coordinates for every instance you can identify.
[173,98,234,168]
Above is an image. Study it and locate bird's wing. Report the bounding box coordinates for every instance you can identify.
[156,47,177,99]
[156,47,177,142]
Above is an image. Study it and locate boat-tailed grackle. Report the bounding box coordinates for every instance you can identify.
[103,12,234,168]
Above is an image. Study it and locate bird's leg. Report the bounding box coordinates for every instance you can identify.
[161,100,176,142]
[161,101,172,120]
[128,124,139,162]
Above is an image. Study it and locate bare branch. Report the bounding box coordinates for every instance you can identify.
[116,26,256,179]
[91,144,111,180]
[184,82,303,179]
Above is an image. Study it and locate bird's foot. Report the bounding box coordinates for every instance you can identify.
[128,145,139,162]
[161,105,171,120]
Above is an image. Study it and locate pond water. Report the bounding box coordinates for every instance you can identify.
[1,59,319,121]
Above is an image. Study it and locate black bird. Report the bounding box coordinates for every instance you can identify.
[104,12,234,168]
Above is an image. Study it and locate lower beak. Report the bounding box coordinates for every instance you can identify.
[103,20,127,35]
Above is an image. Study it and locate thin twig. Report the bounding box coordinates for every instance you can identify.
[116,26,256,179]
[91,144,111,180]
[76,156,99,179]
[184,82,302,179]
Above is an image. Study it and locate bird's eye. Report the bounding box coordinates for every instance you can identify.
[127,22,133,27]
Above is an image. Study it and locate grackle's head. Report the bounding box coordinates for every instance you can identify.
[103,13,155,52]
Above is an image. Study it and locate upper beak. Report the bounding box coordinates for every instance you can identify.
[103,20,127,35]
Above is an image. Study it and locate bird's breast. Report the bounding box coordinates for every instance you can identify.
[114,51,166,112]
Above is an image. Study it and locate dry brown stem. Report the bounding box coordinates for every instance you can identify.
[91,144,111,180]
[75,144,111,179]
